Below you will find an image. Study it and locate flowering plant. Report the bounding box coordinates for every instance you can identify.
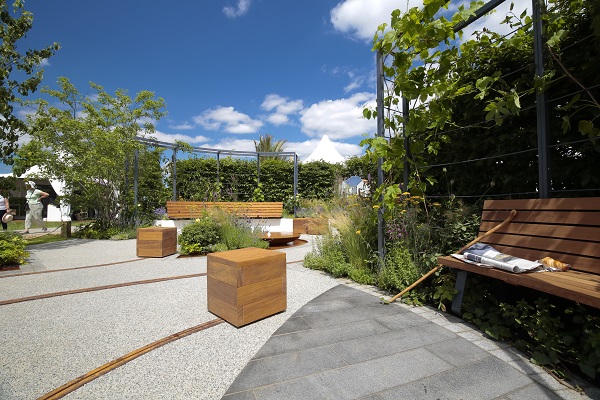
[153,207,169,220]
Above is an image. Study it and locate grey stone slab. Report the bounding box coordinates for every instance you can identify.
[503,383,564,400]
[424,337,491,367]
[306,284,364,301]
[295,297,361,315]
[271,316,311,336]
[222,390,257,400]
[253,318,391,359]
[377,355,533,400]
[227,345,347,393]
[252,347,453,400]
[374,307,435,330]
[299,303,405,329]
[329,321,457,365]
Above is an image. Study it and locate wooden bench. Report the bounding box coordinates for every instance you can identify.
[438,197,600,314]
[166,201,284,219]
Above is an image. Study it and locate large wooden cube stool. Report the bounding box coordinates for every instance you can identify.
[207,247,286,327]
[136,227,177,258]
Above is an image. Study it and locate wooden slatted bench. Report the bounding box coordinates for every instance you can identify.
[166,201,284,219]
[438,197,600,314]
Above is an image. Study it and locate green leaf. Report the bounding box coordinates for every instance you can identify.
[579,120,595,135]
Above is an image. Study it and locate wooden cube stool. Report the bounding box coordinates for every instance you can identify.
[136,227,177,257]
[207,247,286,327]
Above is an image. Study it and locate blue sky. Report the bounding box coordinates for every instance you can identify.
[3,0,519,174]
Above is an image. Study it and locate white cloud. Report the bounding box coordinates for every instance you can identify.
[300,92,376,140]
[193,106,263,134]
[209,138,256,153]
[331,0,422,42]
[223,0,251,18]
[343,73,365,93]
[261,94,303,126]
[169,122,194,130]
[147,131,210,145]
[330,1,526,43]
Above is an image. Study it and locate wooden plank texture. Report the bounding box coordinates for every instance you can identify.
[438,197,600,309]
[136,227,177,257]
[166,201,283,219]
[207,247,286,327]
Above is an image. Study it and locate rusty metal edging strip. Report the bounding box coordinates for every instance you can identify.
[0,273,207,306]
[0,258,146,279]
[38,318,224,400]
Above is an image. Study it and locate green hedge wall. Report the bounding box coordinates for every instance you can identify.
[174,157,339,202]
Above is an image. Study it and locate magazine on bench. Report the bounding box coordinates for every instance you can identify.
[451,243,543,273]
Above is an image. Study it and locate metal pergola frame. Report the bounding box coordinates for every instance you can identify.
[132,136,299,217]
[375,0,550,261]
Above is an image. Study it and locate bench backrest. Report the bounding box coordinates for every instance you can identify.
[478,197,600,275]
[166,201,284,219]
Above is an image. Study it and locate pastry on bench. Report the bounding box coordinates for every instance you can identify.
[538,256,571,271]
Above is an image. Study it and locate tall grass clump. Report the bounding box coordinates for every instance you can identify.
[211,210,268,251]
[304,196,377,285]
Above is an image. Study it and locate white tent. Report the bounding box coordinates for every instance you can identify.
[304,135,345,164]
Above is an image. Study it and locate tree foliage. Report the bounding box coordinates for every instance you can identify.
[14,77,167,226]
[0,0,59,164]
[363,0,599,209]
[254,133,287,153]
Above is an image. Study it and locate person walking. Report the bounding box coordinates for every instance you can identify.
[0,192,9,231]
[24,181,49,234]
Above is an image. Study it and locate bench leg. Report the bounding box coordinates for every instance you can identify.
[451,270,468,315]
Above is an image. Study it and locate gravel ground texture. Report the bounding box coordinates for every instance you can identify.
[0,235,336,400]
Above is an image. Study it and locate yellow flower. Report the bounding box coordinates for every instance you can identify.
[356,230,361,234]
[195,218,200,222]
[372,205,380,209]
[432,202,441,207]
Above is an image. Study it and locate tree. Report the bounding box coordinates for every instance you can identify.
[0,0,59,164]
[254,134,287,153]
[14,77,166,226]
[363,0,599,209]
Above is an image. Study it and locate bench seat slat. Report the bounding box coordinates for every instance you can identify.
[480,243,600,274]
[166,201,284,219]
[439,197,600,311]
[479,222,600,242]
[480,233,600,260]
[483,197,600,211]
[482,210,600,226]
[439,256,600,309]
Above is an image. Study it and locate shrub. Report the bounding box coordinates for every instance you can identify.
[75,221,139,240]
[0,232,29,266]
[178,217,220,255]
[376,243,421,294]
[304,235,350,278]
[461,275,600,383]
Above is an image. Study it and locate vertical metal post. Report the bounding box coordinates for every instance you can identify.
[133,148,139,225]
[172,148,177,201]
[402,96,411,191]
[533,0,550,198]
[256,154,261,186]
[376,49,386,263]
[293,154,299,217]
[216,152,220,185]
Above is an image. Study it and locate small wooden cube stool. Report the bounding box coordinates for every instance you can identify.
[136,227,177,257]
[207,247,286,327]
